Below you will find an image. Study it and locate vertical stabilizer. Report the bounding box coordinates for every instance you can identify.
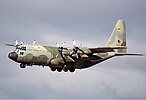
[107,19,126,53]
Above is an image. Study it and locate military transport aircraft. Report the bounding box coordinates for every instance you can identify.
[6,19,143,72]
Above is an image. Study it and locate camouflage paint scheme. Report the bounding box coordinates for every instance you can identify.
[8,19,142,72]
[12,45,111,69]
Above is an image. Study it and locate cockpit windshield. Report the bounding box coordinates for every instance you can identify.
[21,46,26,51]
[16,46,26,51]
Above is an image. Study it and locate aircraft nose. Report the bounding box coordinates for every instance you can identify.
[8,52,18,61]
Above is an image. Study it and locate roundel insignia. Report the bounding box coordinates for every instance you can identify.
[117,27,120,31]
[118,40,121,43]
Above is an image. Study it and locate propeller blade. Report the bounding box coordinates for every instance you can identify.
[33,40,36,45]
[55,42,67,65]
[15,40,18,45]
[76,53,79,59]
[20,41,24,45]
[73,39,76,47]
[79,44,82,47]
[70,40,85,59]
[56,42,60,48]
[61,42,66,47]
[5,44,16,47]
[56,53,59,58]
[78,48,85,54]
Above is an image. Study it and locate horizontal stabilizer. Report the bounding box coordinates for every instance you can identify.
[89,46,127,53]
[115,53,144,56]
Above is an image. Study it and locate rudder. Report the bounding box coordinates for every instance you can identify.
[107,19,126,53]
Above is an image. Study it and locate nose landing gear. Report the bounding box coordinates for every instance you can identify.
[20,63,26,68]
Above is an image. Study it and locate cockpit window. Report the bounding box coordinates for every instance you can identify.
[21,46,26,51]
[16,47,20,49]
[16,46,26,51]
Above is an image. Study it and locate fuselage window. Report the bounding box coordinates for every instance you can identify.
[20,52,24,55]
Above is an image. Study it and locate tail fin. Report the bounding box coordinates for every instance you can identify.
[107,19,126,53]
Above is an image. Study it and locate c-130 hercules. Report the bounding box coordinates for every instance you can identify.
[6,19,143,72]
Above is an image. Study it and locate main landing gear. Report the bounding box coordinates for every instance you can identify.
[19,64,75,72]
[50,67,75,73]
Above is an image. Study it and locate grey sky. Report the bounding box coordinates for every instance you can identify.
[0,0,146,99]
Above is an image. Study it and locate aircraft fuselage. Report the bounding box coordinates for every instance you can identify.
[8,44,115,72]
[7,19,142,72]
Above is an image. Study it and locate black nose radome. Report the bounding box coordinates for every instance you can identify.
[8,52,18,61]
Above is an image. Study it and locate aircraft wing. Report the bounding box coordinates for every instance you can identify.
[89,46,127,53]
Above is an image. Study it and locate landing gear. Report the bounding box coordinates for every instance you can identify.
[57,68,62,72]
[50,67,75,72]
[51,67,56,71]
[50,67,63,72]
[69,68,75,72]
[20,63,26,68]
[63,68,68,72]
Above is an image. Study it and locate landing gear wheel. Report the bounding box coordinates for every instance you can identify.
[20,63,26,68]
[57,68,62,72]
[63,68,68,72]
[69,69,75,72]
[51,67,56,71]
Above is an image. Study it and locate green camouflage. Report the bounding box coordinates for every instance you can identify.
[7,19,142,72]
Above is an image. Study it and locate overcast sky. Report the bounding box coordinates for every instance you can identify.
[0,0,146,99]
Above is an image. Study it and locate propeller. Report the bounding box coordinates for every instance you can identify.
[70,40,85,59]
[32,40,36,45]
[20,41,24,45]
[56,42,66,53]
[5,40,23,47]
[56,42,67,65]
[15,40,19,46]
[56,42,67,57]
